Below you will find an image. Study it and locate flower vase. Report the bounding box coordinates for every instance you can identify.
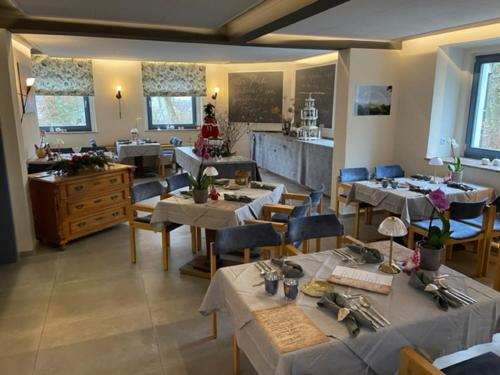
[451,170,463,182]
[192,189,208,204]
[416,240,443,271]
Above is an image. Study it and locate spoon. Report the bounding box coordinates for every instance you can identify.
[254,263,266,276]
[357,296,391,325]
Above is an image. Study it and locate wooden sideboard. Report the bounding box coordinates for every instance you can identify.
[29,163,134,248]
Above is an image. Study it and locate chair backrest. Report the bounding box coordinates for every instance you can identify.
[166,172,191,192]
[309,184,325,207]
[400,347,444,375]
[169,136,183,147]
[339,167,370,182]
[131,181,165,203]
[290,197,311,219]
[449,199,488,220]
[287,214,344,243]
[54,147,74,154]
[374,164,404,179]
[80,146,107,153]
[492,196,500,213]
[213,223,282,255]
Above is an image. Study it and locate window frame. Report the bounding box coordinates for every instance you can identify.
[465,53,500,160]
[36,95,93,133]
[146,96,197,130]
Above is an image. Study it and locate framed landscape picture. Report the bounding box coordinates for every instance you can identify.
[355,85,392,116]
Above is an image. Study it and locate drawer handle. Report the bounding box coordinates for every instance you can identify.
[95,216,104,221]
[110,195,119,200]
[93,199,103,204]
[112,212,120,217]
[93,181,101,186]
[77,222,86,228]
[74,185,84,191]
[75,204,85,209]
[109,178,118,183]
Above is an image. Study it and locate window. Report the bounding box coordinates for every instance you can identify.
[36,95,92,132]
[146,96,197,130]
[466,54,500,159]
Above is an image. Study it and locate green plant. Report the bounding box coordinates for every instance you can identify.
[188,166,210,190]
[423,189,453,249]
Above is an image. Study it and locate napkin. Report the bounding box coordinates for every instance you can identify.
[270,257,304,278]
[447,182,475,191]
[223,194,254,203]
[408,272,461,311]
[411,174,432,181]
[250,181,276,191]
[317,293,376,337]
[346,245,384,264]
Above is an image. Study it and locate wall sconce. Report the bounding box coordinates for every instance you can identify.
[115,85,123,119]
[211,86,219,100]
[20,77,35,122]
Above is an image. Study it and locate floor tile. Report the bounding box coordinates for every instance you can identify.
[0,313,45,357]
[0,352,37,375]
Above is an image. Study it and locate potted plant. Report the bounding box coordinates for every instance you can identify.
[188,166,211,204]
[448,138,463,182]
[417,189,452,270]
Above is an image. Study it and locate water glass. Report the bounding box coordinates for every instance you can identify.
[264,270,279,296]
[283,278,299,301]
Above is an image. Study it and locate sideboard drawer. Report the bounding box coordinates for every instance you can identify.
[69,206,128,236]
[66,173,126,197]
[67,190,128,216]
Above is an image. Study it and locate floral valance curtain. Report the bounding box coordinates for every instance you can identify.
[141,62,206,97]
[31,55,95,96]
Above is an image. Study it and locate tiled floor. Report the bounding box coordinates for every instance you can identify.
[0,169,498,374]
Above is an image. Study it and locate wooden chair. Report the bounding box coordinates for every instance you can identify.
[158,144,175,177]
[165,172,200,253]
[128,181,182,271]
[407,200,495,277]
[400,346,500,375]
[335,167,373,239]
[208,223,282,375]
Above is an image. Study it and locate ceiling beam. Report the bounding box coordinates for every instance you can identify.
[223,0,350,43]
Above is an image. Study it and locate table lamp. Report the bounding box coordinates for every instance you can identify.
[428,157,443,184]
[203,166,218,186]
[377,216,408,274]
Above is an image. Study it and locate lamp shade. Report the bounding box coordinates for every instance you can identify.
[203,166,219,177]
[378,216,407,237]
[428,157,444,166]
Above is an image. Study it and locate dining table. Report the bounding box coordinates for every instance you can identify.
[200,241,500,375]
[150,182,285,277]
[115,141,161,177]
[346,177,494,226]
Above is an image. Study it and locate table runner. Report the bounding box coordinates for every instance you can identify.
[150,184,285,230]
[347,178,494,226]
[200,242,500,375]
[175,146,261,181]
[116,142,161,160]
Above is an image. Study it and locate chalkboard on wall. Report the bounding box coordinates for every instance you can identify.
[228,71,283,123]
[294,64,336,129]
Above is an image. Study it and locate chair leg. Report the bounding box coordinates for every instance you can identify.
[233,335,240,375]
[482,235,494,277]
[197,227,202,251]
[129,225,137,264]
[190,226,197,254]
[212,312,217,339]
[354,206,361,239]
[161,230,169,271]
[475,239,486,277]
[302,240,309,254]
[364,208,372,225]
[407,227,415,250]
[335,198,340,215]
[336,236,342,249]
[445,244,453,261]
[494,249,500,291]
[316,238,321,252]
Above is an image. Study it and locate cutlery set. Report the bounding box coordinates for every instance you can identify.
[253,261,279,286]
[433,277,477,305]
[345,294,391,329]
[331,249,365,265]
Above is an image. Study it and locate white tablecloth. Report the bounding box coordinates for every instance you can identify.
[347,178,494,226]
[116,143,161,160]
[150,184,285,230]
[200,243,500,375]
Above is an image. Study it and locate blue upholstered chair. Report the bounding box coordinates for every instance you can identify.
[374,164,404,179]
[335,167,372,239]
[210,223,282,339]
[400,346,500,375]
[129,181,182,271]
[53,147,74,154]
[158,144,175,177]
[408,199,495,276]
[284,214,349,255]
[165,172,200,253]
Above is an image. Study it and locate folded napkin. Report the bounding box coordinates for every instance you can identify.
[409,272,461,311]
[346,245,384,264]
[270,257,304,278]
[317,292,376,337]
[447,182,475,191]
[411,174,432,181]
[250,181,276,191]
[223,194,254,203]
[408,185,431,195]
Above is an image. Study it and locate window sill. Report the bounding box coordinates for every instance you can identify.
[145,129,199,132]
[441,157,500,173]
[44,131,98,134]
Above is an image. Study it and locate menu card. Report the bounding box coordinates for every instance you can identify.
[328,266,393,295]
[253,304,329,353]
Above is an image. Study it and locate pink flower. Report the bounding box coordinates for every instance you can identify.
[428,189,449,212]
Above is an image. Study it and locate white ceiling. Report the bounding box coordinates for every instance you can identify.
[12,0,263,28]
[20,34,327,63]
[279,0,500,40]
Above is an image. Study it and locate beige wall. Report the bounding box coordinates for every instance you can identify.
[0,30,36,253]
